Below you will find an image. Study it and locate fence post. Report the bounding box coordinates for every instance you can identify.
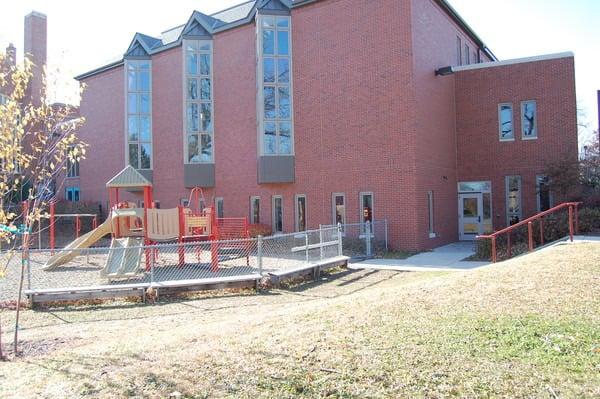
[527,221,534,251]
[257,235,263,276]
[365,221,372,258]
[568,205,574,242]
[305,231,310,264]
[384,219,389,252]
[337,223,343,256]
[319,225,324,260]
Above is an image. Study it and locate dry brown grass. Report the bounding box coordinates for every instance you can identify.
[0,242,599,398]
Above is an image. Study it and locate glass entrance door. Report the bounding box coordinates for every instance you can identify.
[459,193,483,241]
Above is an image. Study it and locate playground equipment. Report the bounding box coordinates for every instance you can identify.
[42,166,250,279]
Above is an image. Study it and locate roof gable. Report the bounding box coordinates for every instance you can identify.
[106,165,152,188]
[182,11,217,38]
[124,33,155,58]
[257,0,291,12]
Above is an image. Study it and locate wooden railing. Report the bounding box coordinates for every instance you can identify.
[477,202,581,262]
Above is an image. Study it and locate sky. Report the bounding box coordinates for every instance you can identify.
[0,0,598,144]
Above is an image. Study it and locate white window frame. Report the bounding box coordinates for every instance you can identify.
[250,196,260,224]
[294,194,307,232]
[271,195,283,234]
[124,59,153,170]
[456,36,462,66]
[464,44,470,65]
[505,175,522,225]
[359,192,374,233]
[521,100,538,140]
[536,175,554,212]
[65,187,80,202]
[215,197,224,218]
[183,39,214,164]
[257,15,295,156]
[427,190,436,238]
[332,192,346,228]
[498,103,514,141]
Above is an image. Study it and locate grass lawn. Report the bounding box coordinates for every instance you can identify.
[0,242,599,398]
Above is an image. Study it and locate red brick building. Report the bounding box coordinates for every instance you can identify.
[69,0,578,250]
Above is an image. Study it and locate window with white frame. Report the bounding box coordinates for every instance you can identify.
[427,191,435,237]
[505,176,522,225]
[126,60,152,169]
[521,100,537,139]
[215,197,224,218]
[65,187,80,202]
[185,40,213,163]
[498,103,514,141]
[66,145,80,178]
[464,44,470,65]
[456,36,462,66]
[250,196,260,224]
[258,15,293,155]
[360,192,373,233]
[295,194,306,232]
[272,195,283,233]
[332,193,346,228]
[536,175,553,212]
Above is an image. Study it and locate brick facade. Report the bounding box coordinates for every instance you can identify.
[69,0,578,251]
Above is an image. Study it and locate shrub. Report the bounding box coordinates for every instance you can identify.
[248,223,272,238]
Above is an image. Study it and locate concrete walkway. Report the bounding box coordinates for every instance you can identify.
[350,241,489,272]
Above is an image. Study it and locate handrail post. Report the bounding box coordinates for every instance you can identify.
[568,205,574,242]
[528,221,534,252]
[491,236,497,263]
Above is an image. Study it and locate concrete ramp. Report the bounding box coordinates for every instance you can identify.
[102,237,144,280]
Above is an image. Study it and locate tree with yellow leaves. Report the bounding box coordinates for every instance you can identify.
[0,51,86,359]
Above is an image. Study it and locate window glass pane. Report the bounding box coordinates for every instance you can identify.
[274,197,283,232]
[201,134,212,162]
[138,61,150,69]
[297,196,306,231]
[278,87,290,119]
[186,41,198,52]
[128,116,138,141]
[139,116,151,141]
[263,58,275,83]
[140,143,151,169]
[188,78,198,100]
[129,144,139,168]
[187,53,198,75]
[277,59,290,83]
[335,195,345,225]
[538,176,551,211]
[187,103,199,132]
[362,194,373,223]
[74,189,80,202]
[138,71,150,91]
[264,122,276,154]
[188,134,199,163]
[252,198,260,224]
[199,42,211,51]
[463,198,477,217]
[458,181,491,193]
[279,122,292,154]
[140,94,150,114]
[264,87,276,119]
[483,193,492,233]
[277,17,289,28]
[128,71,137,91]
[200,78,211,100]
[277,31,289,55]
[263,30,275,55]
[200,103,212,132]
[200,54,211,75]
[128,94,138,114]
[522,101,537,137]
[499,104,513,139]
[262,16,275,28]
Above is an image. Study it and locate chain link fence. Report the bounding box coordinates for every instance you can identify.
[0,226,343,303]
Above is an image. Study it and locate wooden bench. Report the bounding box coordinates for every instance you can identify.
[267,256,350,287]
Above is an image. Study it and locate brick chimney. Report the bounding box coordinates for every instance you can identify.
[6,43,16,66]
[24,11,47,105]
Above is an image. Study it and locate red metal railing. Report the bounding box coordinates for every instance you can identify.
[477,202,581,263]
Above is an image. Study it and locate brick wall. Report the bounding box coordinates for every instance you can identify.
[455,56,578,229]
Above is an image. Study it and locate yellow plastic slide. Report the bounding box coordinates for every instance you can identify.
[43,218,113,270]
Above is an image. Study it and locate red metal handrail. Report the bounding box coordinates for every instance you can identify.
[477,202,581,262]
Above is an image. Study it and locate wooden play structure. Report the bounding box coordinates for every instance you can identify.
[43,166,250,278]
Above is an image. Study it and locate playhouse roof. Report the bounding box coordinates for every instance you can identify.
[106,165,152,188]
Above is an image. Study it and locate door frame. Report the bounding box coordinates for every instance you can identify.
[458,192,484,241]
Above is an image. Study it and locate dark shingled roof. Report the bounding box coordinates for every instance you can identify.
[75,0,495,80]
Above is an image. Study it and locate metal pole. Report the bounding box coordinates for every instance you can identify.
[337,223,343,256]
[365,221,372,258]
[319,224,324,260]
[305,232,309,264]
[384,219,388,252]
[257,235,263,276]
